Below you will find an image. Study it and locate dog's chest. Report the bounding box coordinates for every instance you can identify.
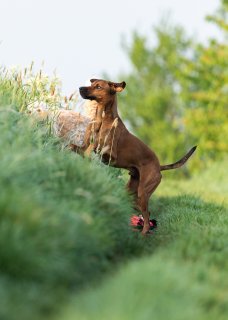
[96,119,119,154]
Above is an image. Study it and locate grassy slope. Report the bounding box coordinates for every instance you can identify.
[1,68,227,320]
[0,108,150,320]
[0,69,155,320]
[60,162,228,320]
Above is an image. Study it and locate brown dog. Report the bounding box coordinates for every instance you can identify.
[79,79,196,234]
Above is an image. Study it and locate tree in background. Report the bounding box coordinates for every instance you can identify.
[119,0,227,173]
[181,0,228,169]
[119,21,191,166]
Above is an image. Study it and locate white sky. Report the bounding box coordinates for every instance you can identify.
[0,0,221,94]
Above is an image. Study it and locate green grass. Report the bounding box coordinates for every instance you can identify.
[1,66,227,320]
[0,103,145,320]
[59,163,228,320]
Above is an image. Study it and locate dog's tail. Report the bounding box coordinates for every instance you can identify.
[160,146,197,171]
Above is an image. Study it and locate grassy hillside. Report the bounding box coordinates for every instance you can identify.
[0,68,149,320]
[1,66,227,320]
[60,162,228,320]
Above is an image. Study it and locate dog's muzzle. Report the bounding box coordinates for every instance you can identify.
[79,87,88,98]
[79,87,96,100]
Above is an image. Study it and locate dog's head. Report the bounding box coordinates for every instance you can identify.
[79,79,126,103]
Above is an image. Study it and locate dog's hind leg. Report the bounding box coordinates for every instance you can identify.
[127,176,139,207]
[127,168,140,207]
[137,167,162,234]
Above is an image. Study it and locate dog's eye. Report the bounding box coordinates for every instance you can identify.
[96,85,102,89]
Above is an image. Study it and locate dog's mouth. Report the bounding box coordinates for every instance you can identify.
[79,87,96,100]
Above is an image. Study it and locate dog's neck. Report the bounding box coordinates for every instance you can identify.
[102,95,119,120]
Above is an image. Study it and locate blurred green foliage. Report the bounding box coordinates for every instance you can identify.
[119,0,228,172]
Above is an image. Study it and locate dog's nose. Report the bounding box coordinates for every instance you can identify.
[79,87,88,98]
[79,86,87,93]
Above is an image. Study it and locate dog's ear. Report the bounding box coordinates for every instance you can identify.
[90,79,98,83]
[116,81,126,91]
[109,81,126,93]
